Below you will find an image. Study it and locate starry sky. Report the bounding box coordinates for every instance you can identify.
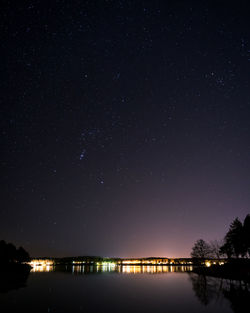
[1,1,250,258]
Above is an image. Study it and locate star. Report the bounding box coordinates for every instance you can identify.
[80,149,86,160]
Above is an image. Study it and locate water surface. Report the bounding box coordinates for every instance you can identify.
[1,265,248,313]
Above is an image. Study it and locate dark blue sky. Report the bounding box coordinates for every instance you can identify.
[1,1,250,257]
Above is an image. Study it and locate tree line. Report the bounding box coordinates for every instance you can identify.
[191,214,250,260]
[0,240,30,264]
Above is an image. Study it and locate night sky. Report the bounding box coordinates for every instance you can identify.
[1,1,250,258]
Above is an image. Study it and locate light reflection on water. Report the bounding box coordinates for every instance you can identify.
[31,264,193,274]
[31,264,54,272]
[121,265,193,274]
[2,264,250,313]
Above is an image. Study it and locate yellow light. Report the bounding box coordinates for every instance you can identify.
[205,261,211,267]
[122,259,142,264]
[29,259,54,272]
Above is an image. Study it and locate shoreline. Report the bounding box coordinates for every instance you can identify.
[192,263,250,282]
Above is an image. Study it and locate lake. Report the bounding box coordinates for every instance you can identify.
[1,265,249,313]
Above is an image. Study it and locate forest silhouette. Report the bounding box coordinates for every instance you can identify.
[191,214,250,260]
[0,240,31,293]
[0,240,30,264]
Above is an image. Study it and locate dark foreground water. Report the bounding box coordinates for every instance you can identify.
[1,265,249,313]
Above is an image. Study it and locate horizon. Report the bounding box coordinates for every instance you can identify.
[29,254,193,259]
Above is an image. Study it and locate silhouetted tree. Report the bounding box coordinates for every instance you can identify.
[210,240,223,259]
[0,240,8,263]
[192,214,250,261]
[0,240,30,264]
[16,247,30,263]
[6,243,17,263]
[191,239,211,262]
[222,218,244,258]
[243,214,250,258]
[220,241,234,259]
